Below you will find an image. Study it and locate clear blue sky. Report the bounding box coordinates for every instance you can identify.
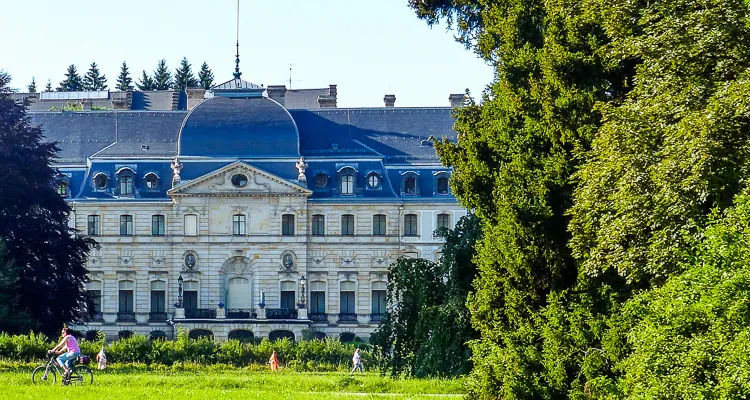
[2,0,493,108]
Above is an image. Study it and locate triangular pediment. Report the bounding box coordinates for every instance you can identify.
[168,161,311,197]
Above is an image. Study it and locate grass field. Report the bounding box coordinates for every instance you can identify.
[1,369,465,399]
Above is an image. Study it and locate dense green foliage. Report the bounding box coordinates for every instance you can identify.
[152,59,173,90]
[198,62,214,90]
[136,69,156,91]
[410,0,750,398]
[374,214,481,377]
[44,80,52,92]
[26,77,36,93]
[57,64,83,91]
[174,57,199,91]
[116,61,133,91]
[0,72,95,335]
[82,62,107,91]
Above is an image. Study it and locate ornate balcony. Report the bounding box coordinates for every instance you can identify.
[116,312,136,322]
[149,312,168,322]
[185,308,216,319]
[309,313,328,322]
[226,308,256,319]
[369,313,385,323]
[266,308,298,320]
[338,313,358,323]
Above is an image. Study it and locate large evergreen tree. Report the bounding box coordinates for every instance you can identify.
[27,78,36,93]
[44,79,52,92]
[198,62,214,90]
[136,70,155,91]
[152,59,172,90]
[82,62,107,91]
[57,65,83,91]
[0,71,95,335]
[174,57,199,91]
[115,61,133,91]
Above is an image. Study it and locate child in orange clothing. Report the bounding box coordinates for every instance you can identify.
[269,351,279,372]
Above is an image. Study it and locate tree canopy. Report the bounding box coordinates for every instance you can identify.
[198,62,214,90]
[152,59,173,91]
[82,62,107,91]
[136,70,156,91]
[57,64,83,92]
[116,61,133,91]
[174,57,199,91]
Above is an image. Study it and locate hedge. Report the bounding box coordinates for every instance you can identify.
[0,331,376,370]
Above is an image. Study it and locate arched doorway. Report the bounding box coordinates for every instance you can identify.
[339,332,358,343]
[149,330,167,341]
[227,277,251,309]
[118,330,133,340]
[228,329,255,343]
[189,329,214,340]
[268,330,295,341]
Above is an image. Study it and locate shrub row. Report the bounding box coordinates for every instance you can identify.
[0,331,375,370]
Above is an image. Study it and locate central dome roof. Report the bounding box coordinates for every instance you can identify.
[178,96,299,158]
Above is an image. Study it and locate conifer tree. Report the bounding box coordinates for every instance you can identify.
[198,62,214,90]
[136,70,156,91]
[57,65,83,91]
[82,62,107,91]
[27,77,36,93]
[44,79,52,92]
[115,61,133,91]
[174,57,199,91]
[152,59,172,90]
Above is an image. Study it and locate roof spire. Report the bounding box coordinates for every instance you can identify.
[233,0,242,79]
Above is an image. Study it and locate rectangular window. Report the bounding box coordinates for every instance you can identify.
[312,214,325,236]
[341,214,355,236]
[152,215,165,236]
[150,290,165,313]
[341,174,354,195]
[89,289,102,319]
[373,214,386,236]
[282,214,295,236]
[119,176,133,196]
[436,213,451,230]
[87,215,99,236]
[372,290,387,314]
[118,290,133,313]
[233,214,246,236]
[404,214,418,236]
[183,291,197,311]
[310,291,326,314]
[340,291,356,314]
[280,291,296,309]
[119,215,133,236]
[184,214,198,236]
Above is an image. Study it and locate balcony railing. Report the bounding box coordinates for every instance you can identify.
[309,313,328,322]
[116,312,136,322]
[266,308,298,320]
[149,312,168,322]
[184,308,216,319]
[338,313,358,323]
[369,313,385,323]
[226,308,256,319]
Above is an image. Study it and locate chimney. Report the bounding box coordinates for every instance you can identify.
[267,85,287,107]
[449,93,466,107]
[384,94,396,107]
[186,88,207,110]
[317,84,338,108]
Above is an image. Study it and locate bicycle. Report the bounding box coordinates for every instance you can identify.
[32,351,93,386]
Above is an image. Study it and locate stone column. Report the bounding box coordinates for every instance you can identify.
[175,308,185,319]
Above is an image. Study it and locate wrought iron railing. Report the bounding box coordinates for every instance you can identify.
[309,313,328,322]
[116,312,136,322]
[149,312,168,322]
[369,313,385,323]
[226,308,256,319]
[338,313,358,323]
[266,308,298,319]
[185,308,216,319]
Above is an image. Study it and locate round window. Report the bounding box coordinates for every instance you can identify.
[184,253,197,269]
[231,174,248,188]
[314,173,329,188]
[367,173,381,189]
[144,173,158,190]
[94,173,108,190]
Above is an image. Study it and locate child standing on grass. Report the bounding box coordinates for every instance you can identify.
[96,347,107,370]
[351,348,364,374]
[269,351,279,372]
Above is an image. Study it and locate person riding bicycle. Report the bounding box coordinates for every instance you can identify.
[50,326,80,378]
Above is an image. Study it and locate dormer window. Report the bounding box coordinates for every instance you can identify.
[436,174,450,195]
[117,167,135,196]
[366,172,381,189]
[402,174,418,196]
[144,173,159,190]
[340,169,355,195]
[57,181,69,197]
[314,172,329,188]
[93,173,108,190]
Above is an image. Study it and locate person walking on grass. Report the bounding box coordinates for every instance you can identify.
[351,348,364,374]
[269,350,279,372]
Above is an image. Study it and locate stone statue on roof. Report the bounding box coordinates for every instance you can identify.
[171,156,183,187]
[296,157,308,185]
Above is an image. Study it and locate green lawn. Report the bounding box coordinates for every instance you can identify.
[2,369,464,399]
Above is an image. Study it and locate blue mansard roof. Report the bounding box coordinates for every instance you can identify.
[30,96,458,202]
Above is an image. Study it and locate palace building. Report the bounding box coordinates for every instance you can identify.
[21,72,466,342]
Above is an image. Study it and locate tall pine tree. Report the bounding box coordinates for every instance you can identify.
[57,65,83,91]
[0,71,95,335]
[152,59,172,90]
[27,77,36,93]
[44,79,52,92]
[136,70,155,91]
[198,62,214,90]
[115,61,133,91]
[174,57,199,91]
[82,62,107,91]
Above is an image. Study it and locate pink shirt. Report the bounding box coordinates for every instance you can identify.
[65,334,80,353]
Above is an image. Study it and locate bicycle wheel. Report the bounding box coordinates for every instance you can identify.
[71,365,93,385]
[31,365,56,385]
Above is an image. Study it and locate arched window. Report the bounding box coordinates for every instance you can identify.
[149,330,168,341]
[188,329,213,340]
[436,175,449,195]
[402,174,418,195]
[144,172,159,190]
[93,173,108,190]
[119,175,133,196]
[340,172,354,195]
[268,330,295,341]
[57,181,69,197]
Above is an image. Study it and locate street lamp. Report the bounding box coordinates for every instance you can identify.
[177,274,184,308]
[298,274,307,308]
